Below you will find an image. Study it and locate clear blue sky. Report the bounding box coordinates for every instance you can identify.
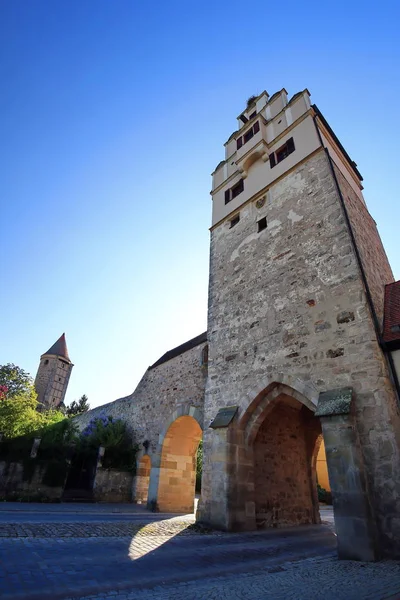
[1,1,399,408]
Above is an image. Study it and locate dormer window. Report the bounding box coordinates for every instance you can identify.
[237,121,260,150]
[225,179,244,204]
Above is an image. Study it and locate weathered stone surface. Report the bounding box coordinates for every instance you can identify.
[74,340,207,459]
[202,149,400,557]
[93,468,133,503]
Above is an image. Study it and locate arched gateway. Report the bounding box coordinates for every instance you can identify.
[238,382,322,530]
[146,405,203,513]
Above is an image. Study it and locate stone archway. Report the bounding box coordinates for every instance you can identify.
[135,455,151,504]
[235,382,322,530]
[157,415,202,513]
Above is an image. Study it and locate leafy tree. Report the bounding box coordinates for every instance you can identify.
[0,362,66,439]
[66,394,90,417]
[0,363,36,400]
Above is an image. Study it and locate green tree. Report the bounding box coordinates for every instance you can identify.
[66,394,90,417]
[0,363,36,400]
[0,363,66,439]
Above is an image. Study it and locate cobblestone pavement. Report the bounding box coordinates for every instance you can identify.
[0,503,399,600]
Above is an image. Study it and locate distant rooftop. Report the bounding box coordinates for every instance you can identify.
[149,332,207,370]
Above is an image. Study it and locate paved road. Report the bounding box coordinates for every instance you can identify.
[0,503,399,600]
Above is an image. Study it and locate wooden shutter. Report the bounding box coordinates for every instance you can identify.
[270,152,276,168]
[225,190,231,204]
[253,121,260,134]
[237,137,243,150]
[286,137,295,154]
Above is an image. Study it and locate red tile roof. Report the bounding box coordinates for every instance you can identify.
[383,281,400,347]
[42,333,71,362]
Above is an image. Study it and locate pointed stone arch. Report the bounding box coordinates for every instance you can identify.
[230,377,322,530]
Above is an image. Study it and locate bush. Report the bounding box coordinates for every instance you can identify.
[80,413,138,472]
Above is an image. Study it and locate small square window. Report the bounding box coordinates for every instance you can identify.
[230,214,240,228]
[257,217,267,232]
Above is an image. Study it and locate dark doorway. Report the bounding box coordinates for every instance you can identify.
[62,447,98,502]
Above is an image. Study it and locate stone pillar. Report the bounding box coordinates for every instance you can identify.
[316,388,378,561]
[197,406,238,530]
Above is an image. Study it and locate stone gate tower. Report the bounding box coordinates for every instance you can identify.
[34,333,73,409]
[199,89,400,559]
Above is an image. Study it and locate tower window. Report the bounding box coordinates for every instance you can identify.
[236,121,260,150]
[225,179,244,204]
[229,214,240,228]
[249,111,256,119]
[270,137,295,168]
[44,359,49,365]
[257,217,267,232]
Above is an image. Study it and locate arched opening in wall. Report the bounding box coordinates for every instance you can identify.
[158,415,202,513]
[136,455,151,504]
[316,438,332,499]
[243,388,322,529]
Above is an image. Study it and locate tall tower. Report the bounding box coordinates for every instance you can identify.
[200,88,400,559]
[34,333,73,409]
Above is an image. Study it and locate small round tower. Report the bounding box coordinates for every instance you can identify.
[34,333,73,409]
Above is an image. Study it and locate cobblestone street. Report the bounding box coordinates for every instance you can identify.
[0,503,399,600]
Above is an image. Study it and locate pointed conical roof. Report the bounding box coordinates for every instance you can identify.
[42,333,71,362]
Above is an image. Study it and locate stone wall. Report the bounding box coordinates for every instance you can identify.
[0,461,63,501]
[202,149,400,555]
[333,161,394,326]
[93,468,133,503]
[74,340,207,458]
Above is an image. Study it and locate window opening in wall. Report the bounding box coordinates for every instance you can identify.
[201,345,209,366]
[257,217,267,232]
[249,111,256,119]
[270,137,295,168]
[244,128,254,144]
[391,324,400,333]
[231,179,244,199]
[230,214,240,229]
[44,359,49,365]
[236,121,260,150]
[225,179,244,204]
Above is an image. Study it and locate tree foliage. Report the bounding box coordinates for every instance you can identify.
[0,363,36,400]
[0,363,66,440]
[80,413,138,471]
[66,394,90,417]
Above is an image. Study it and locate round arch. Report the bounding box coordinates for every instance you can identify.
[157,414,203,513]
